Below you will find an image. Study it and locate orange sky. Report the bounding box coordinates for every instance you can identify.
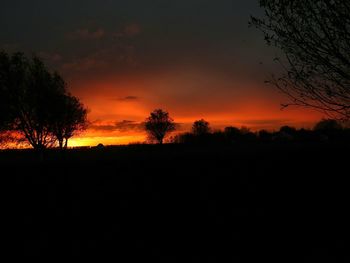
[68,70,324,147]
[0,0,327,148]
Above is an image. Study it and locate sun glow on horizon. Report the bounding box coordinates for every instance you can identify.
[69,135,147,147]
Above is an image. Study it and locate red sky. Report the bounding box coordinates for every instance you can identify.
[0,0,326,147]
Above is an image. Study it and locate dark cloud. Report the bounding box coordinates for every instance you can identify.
[0,43,20,52]
[124,24,141,37]
[90,120,184,133]
[91,120,144,133]
[67,28,106,40]
[59,45,138,76]
[114,96,139,101]
[61,52,109,72]
[114,24,142,38]
[0,0,275,81]
[38,51,63,62]
[67,24,141,41]
[89,124,117,132]
[239,119,291,126]
[114,120,144,132]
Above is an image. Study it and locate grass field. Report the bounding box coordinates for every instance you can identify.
[2,142,349,261]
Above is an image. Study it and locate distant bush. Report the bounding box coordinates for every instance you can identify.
[96,143,105,149]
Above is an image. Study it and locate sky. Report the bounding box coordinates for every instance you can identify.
[0,0,324,146]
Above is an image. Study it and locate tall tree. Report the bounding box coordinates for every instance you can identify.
[251,0,350,119]
[145,109,176,144]
[0,51,88,150]
[3,53,62,150]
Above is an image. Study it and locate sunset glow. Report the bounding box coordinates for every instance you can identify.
[0,0,326,147]
[67,75,323,147]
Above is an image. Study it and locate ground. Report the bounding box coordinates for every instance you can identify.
[2,142,349,261]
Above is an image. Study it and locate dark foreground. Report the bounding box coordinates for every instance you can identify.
[2,143,349,261]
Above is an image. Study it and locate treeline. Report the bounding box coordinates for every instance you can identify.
[171,119,350,145]
[142,111,350,145]
[0,52,88,150]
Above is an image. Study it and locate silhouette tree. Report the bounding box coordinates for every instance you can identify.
[239,126,251,135]
[145,109,176,144]
[239,126,257,142]
[0,51,88,150]
[2,53,62,150]
[224,126,241,142]
[314,119,343,132]
[52,94,88,150]
[314,119,343,141]
[251,0,350,119]
[258,129,273,142]
[224,126,240,135]
[279,126,297,136]
[171,132,194,144]
[192,119,211,136]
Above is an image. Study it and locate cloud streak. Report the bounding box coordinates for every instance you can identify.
[239,119,291,126]
[68,28,105,40]
[114,24,142,38]
[114,96,139,101]
[68,23,141,41]
[90,120,145,133]
[38,51,63,62]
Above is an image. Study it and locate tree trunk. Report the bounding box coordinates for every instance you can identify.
[33,143,45,162]
[58,139,64,150]
[64,138,68,149]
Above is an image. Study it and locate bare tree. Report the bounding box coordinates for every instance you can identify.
[251,0,350,119]
[145,109,176,144]
[192,119,211,136]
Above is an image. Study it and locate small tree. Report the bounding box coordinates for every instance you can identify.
[145,109,176,144]
[192,119,210,136]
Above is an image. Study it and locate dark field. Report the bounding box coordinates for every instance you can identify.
[2,143,350,261]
